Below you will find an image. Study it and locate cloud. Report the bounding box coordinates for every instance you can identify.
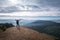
[0,6,20,13]
[0,0,17,7]
[0,5,40,13]
[0,0,60,16]
[37,0,60,7]
[0,16,60,20]
[0,11,60,16]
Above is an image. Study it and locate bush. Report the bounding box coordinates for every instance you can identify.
[0,23,14,31]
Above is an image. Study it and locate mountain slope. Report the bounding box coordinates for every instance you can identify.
[0,27,56,40]
[25,20,60,38]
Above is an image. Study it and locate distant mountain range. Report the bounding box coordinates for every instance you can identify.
[24,20,60,38]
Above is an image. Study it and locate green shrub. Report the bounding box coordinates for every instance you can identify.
[0,23,14,31]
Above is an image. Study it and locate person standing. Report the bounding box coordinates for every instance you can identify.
[16,20,20,31]
[16,20,19,26]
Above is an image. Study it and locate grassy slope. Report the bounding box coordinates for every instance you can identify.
[0,27,56,40]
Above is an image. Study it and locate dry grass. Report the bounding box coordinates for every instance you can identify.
[0,26,56,40]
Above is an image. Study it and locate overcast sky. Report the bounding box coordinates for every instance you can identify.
[0,0,60,20]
